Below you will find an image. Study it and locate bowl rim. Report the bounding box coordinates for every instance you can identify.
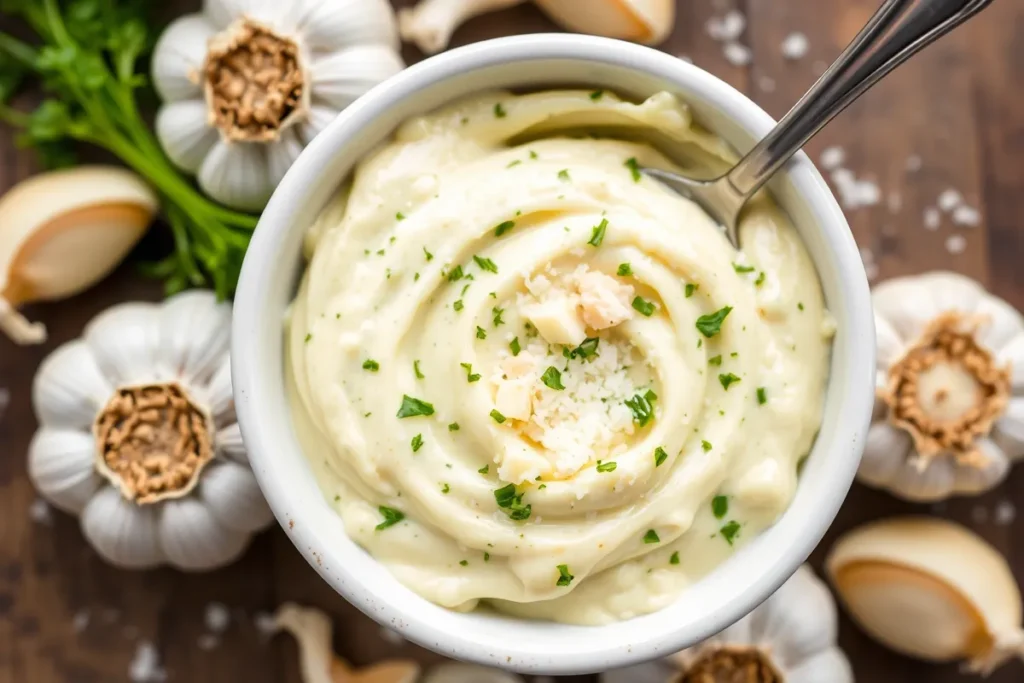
[233,33,874,674]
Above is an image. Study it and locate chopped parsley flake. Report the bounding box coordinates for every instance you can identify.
[670,551,680,565]
[798,302,805,311]
[304,333,312,343]
[448,422,460,431]
[362,359,379,371]
[494,483,531,520]
[721,521,741,545]
[757,387,767,404]
[460,362,482,382]
[453,299,464,311]
[755,271,766,286]
[397,395,434,418]
[509,337,522,356]
[558,169,571,181]
[495,220,516,236]
[556,564,575,586]
[423,247,433,261]
[541,366,565,390]
[685,283,699,298]
[484,552,490,561]
[414,360,424,379]
[625,390,657,427]
[733,263,755,273]
[708,355,722,366]
[478,464,489,474]
[654,447,668,467]
[396,212,405,221]
[624,157,642,182]
[589,89,604,100]
[719,373,741,390]
[696,306,733,338]
[617,263,633,276]
[492,307,505,326]
[490,409,506,424]
[643,529,660,544]
[702,440,712,452]
[446,265,463,281]
[411,434,424,452]
[375,506,404,531]
[571,337,600,360]
[632,296,656,316]
[494,103,506,118]
[459,559,467,566]
[507,159,522,168]
[474,255,498,273]
[712,495,728,519]
[588,218,608,247]
[529,150,538,160]
[476,326,487,340]
[596,461,617,473]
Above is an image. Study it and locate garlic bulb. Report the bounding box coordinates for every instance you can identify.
[863,272,1024,501]
[828,517,1024,674]
[0,166,157,345]
[600,566,853,683]
[421,664,523,683]
[151,0,404,211]
[273,603,420,683]
[28,290,274,571]
[399,0,675,55]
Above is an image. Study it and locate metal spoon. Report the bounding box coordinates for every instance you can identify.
[644,0,993,247]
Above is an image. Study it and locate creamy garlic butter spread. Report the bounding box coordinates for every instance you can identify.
[287,90,833,625]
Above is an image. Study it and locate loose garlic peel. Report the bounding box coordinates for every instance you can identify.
[0,166,157,345]
[398,0,675,55]
[827,517,1024,674]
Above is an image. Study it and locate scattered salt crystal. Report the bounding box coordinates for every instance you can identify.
[204,602,230,634]
[781,32,809,60]
[945,234,967,255]
[707,10,746,41]
[995,500,1016,526]
[29,498,53,525]
[972,505,988,524]
[254,611,277,638]
[72,610,90,633]
[887,192,903,213]
[923,207,941,230]
[757,76,776,92]
[905,155,923,172]
[380,627,405,645]
[952,204,981,227]
[937,189,963,212]
[197,634,219,651]
[830,168,880,209]
[722,42,752,66]
[819,146,845,170]
[128,642,167,683]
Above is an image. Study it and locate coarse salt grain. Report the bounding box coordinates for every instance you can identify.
[707,10,746,41]
[757,76,776,92]
[905,155,922,172]
[253,611,277,638]
[952,204,981,227]
[937,189,963,212]
[819,146,845,170]
[945,234,967,254]
[204,602,230,633]
[29,498,53,525]
[128,642,166,683]
[830,169,880,209]
[72,610,90,633]
[722,42,752,66]
[995,500,1016,526]
[781,32,809,60]
[923,207,941,230]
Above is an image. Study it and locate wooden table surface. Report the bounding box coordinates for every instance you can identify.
[3,0,1024,681]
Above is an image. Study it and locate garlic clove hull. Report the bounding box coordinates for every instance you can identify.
[887,453,957,502]
[858,422,913,490]
[84,302,163,386]
[204,0,283,30]
[993,397,1024,459]
[216,423,248,464]
[296,0,401,52]
[297,104,341,147]
[158,290,232,385]
[420,663,523,683]
[975,294,1024,354]
[753,564,839,667]
[202,360,235,424]
[952,437,1010,494]
[198,140,273,212]
[198,461,274,533]
[158,496,251,571]
[998,333,1024,393]
[265,128,307,190]
[151,14,216,102]
[29,428,104,514]
[33,339,114,429]
[310,45,405,111]
[875,313,906,371]
[785,647,855,683]
[156,100,221,175]
[81,487,164,569]
[534,0,675,45]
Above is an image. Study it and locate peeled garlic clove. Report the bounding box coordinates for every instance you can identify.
[535,0,675,45]
[399,0,526,55]
[421,663,523,683]
[0,167,158,344]
[827,517,1024,674]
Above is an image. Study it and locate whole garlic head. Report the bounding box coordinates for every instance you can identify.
[29,290,273,571]
[151,0,404,211]
[600,565,853,683]
[863,272,1024,501]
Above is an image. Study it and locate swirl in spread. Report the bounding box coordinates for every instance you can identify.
[287,90,833,625]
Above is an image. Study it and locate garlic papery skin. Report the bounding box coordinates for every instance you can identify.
[151,0,404,212]
[399,0,675,55]
[28,290,274,571]
[0,166,158,345]
[863,271,1024,501]
[599,566,853,683]
[827,517,1024,674]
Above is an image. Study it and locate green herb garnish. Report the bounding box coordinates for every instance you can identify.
[571,337,600,360]
[494,483,531,520]
[447,265,464,281]
[733,263,755,273]
[474,255,498,273]
[453,299,464,311]
[625,390,657,427]
[490,409,506,424]
[495,220,515,236]
[459,559,467,566]
[654,447,668,467]
[589,90,604,100]
[719,373,741,390]
[413,361,424,378]
[587,218,608,247]
[541,366,565,390]
[755,271,766,286]
[685,283,698,298]
[556,564,574,586]
[460,362,482,382]
[757,387,767,404]
[670,551,680,565]
[617,263,633,276]
[712,495,728,519]
[702,440,712,452]
[509,337,522,356]
[720,521,741,545]
[396,212,406,221]
[492,307,505,326]
[643,529,660,544]
[708,355,722,366]
[632,296,656,316]
[625,157,642,182]
[362,359,379,371]
[696,306,733,338]
[798,302,805,311]
[411,434,424,452]
[476,326,487,340]
[397,395,434,418]
[596,461,617,473]
[478,464,489,474]
[376,506,404,531]
[494,102,506,118]
[557,169,571,181]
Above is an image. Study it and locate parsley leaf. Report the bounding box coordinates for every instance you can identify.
[453,299,464,311]
[570,337,600,360]
[362,359,379,371]
[617,263,633,276]
[757,387,767,404]
[632,296,656,316]
[670,551,680,565]
[460,362,481,382]
[733,263,755,273]
[720,521,741,545]
[490,409,506,424]
[696,306,733,338]
[624,157,642,182]
[494,102,507,118]
[478,464,489,474]
[685,283,698,298]
[541,366,565,390]
[654,447,668,467]
[701,440,713,452]
[596,461,617,473]
[589,90,604,100]
[712,495,728,519]
[557,169,571,181]
[509,337,522,356]
[447,265,464,281]
[588,218,608,247]
[495,220,515,236]
[556,564,574,586]
[708,355,722,366]
[448,422,460,431]
[492,306,505,326]
[719,373,741,390]
[473,255,498,273]
[411,434,424,452]
[494,483,531,520]
[625,391,657,427]
[476,326,487,340]
[414,360,424,378]
[643,529,660,544]
[376,506,404,531]
[397,395,434,418]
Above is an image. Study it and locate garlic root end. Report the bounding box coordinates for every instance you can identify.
[0,296,46,344]
[966,628,1024,676]
[399,0,526,54]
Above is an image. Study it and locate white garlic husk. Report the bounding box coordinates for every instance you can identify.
[827,517,1024,674]
[863,271,1024,501]
[421,663,523,683]
[399,0,674,55]
[151,0,404,211]
[0,166,158,345]
[600,565,853,683]
[28,290,273,571]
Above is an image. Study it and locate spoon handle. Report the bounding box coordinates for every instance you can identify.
[725,0,992,200]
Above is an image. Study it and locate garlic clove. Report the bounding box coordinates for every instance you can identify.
[28,428,104,514]
[158,496,251,571]
[534,0,675,45]
[81,486,164,569]
[952,436,1010,495]
[827,517,1024,673]
[216,422,249,464]
[993,397,1024,459]
[84,302,163,386]
[398,0,523,55]
[875,313,906,370]
[198,461,274,533]
[202,359,235,424]
[920,271,988,314]
[296,0,401,52]
[310,45,405,111]
[198,140,273,212]
[204,0,283,30]
[156,100,221,175]
[297,104,342,147]
[998,333,1024,393]
[887,453,957,502]
[151,14,216,102]
[755,565,839,667]
[975,294,1024,354]
[785,648,855,683]
[33,339,113,429]
[858,421,913,489]
[158,290,231,385]
[872,276,942,341]
[420,663,523,683]
[266,128,307,190]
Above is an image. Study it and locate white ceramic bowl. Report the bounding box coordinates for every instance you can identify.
[232,34,874,676]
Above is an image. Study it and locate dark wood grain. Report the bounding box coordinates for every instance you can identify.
[2,1,1023,681]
